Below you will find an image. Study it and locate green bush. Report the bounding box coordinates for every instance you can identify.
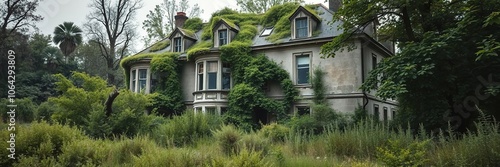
[324,119,413,158]
[260,123,290,143]
[0,98,37,123]
[57,139,107,166]
[286,115,316,133]
[213,124,242,155]
[152,111,223,146]
[229,148,270,167]
[132,147,211,167]
[376,139,430,167]
[0,122,86,166]
[239,132,270,154]
[35,101,58,122]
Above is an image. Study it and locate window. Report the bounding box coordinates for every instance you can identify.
[174,37,182,52]
[218,29,228,46]
[138,69,147,92]
[207,61,218,89]
[372,54,377,70]
[296,106,310,116]
[295,17,308,38]
[150,72,158,92]
[222,63,231,90]
[392,109,396,119]
[205,107,217,115]
[131,70,136,92]
[373,104,380,121]
[130,68,151,93]
[383,107,388,121]
[296,54,310,84]
[197,63,204,90]
[261,27,273,36]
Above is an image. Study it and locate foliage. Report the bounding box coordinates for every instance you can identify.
[376,139,430,167]
[0,98,36,123]
[261,3,317,43]
[0,122,86,166]
[183,17,204,32]
[35,101,58,122]
[53,22,83,57]
[186,40,213,60]
[311,67,326,104]
[149,40,170,52]
[213,124,243,155]
[85,0,141,85]
[238,132,270,154]
[260,123,290,143]
[142,0,203,43]
[151,111,223,147]
[237,0,303,13]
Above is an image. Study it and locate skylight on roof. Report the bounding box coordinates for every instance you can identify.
[260,27,273,36]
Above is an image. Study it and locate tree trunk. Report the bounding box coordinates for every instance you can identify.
[104,89,120,117]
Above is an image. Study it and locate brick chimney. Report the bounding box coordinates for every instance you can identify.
[329,0,342,12]
[174,12,188,28]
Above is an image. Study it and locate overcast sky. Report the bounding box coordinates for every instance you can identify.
[34,0,327,52]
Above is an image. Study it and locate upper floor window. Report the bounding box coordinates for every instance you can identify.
[222,63,231,90]
[197,62,204,91]
[218,29,228,46]
[174,37,182,52]
[295,17,308,38]
[196,60,232,91]
[296,54,310,85]
[372,54,378,70]
[207,61,218,90]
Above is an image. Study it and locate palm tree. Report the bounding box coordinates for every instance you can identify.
[53,22,83,62]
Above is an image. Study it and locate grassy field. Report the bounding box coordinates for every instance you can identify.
[1,112,499,167]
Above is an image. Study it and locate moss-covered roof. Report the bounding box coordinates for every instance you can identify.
[128,3,338,61]
[168,27,197,40]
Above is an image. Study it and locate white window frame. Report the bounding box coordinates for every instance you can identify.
[130,66,152,94]
[195,59,232,91]
[295,17,309,38]
[293,52,312,85]
[173,37,182,52]
[218,29,228,46]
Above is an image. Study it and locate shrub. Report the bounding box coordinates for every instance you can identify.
[286,115,316,133]
[213,124,242,155]
[228,148,270,167]
[0,122,86,166]
[0,98,37,123]
[376,139,430,167]
[132,147,211,167]
[35,101,58,122]
[260,123,290,143]
[152,111,223,146]
[57,139,107,166]
[239,132,270,154]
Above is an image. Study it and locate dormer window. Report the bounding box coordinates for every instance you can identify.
[289,6,320,39]
[168,28,197,52]
[218,29,228,46]
[295,18,308,38]
[173,37,182,52]
[213,19,239,47]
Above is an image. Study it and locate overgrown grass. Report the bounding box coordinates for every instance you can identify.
[2,112,500,167]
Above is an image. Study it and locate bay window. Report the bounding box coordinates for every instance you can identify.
[196,60,231,91]
[130,67,151,93]
[207,61,218,89]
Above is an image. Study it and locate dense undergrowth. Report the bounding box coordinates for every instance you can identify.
[1,111,499,167]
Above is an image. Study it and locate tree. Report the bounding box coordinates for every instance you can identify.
[236,0,304,13]
[85,0,141,85]
[74,40,109,79]
[321,0,500,131]
[142,0,203,43]
[0,0,43,98]
[53,22,83,62]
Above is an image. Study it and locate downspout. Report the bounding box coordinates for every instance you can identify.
[361,40,369,111]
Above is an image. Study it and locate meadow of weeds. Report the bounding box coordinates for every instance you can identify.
[1,110,499,167]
